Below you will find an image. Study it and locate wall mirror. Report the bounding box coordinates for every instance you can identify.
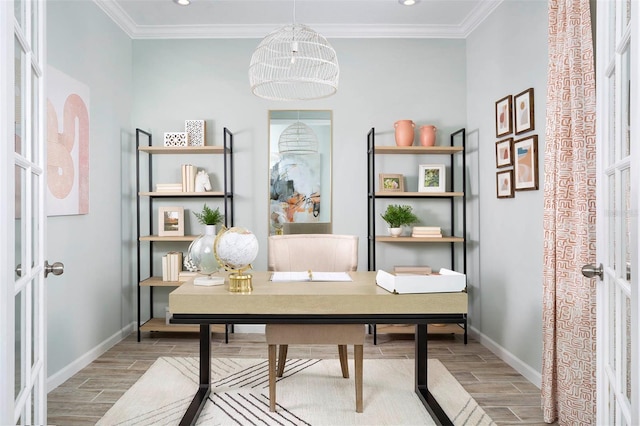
[268,110,332,235]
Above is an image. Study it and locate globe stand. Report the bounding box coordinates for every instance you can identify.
[228,273,252,293]
[193,274,225,287]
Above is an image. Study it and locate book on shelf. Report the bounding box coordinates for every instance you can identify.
[393,265,432,275]
[411,226,442,238]
[155,183,183,192]
[181,164,197,192]
[178,271,198,281]
[163,251,183,281]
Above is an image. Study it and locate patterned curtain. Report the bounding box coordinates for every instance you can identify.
[541,0,596,424]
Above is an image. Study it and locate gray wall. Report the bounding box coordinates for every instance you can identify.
[466,0,548,381]
[47,0,133,380]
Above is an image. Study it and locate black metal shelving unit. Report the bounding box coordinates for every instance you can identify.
[366,127,468,344]
[135,128,234,342]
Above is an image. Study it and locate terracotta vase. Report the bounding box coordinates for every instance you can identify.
[394,120,415,147]
[419,125,437,147]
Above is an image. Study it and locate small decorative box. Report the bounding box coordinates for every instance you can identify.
[185,120,205,146]
[164,132,189,147]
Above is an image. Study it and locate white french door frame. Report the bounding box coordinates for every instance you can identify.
[0,0,47,424]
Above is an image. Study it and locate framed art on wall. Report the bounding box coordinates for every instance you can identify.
[496,169,515,198]
[514,135,539,191]
[418,164,446,193]
[495,138,513,168]
[514,88,535,134]
[495,95,513,137]
[158,206,185,236]
[379,174,404,192]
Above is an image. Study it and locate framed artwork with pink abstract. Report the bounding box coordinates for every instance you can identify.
[46,65,90,216]
[496,169,515,198]
[514,88,535,134]
[495,95,513,137]
[495,138,513,168]
[514,135,539,191]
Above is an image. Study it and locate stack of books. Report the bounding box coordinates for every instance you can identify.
[155,183,182,193]
[181,164,197,192]
[162,251,183,281]
[394,265,432,275]
[411,226,442,238]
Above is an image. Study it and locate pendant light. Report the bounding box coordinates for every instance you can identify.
[249,0,339,101]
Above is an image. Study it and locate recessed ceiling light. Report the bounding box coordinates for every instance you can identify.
[174,0,190,5]
[399,0,419,5]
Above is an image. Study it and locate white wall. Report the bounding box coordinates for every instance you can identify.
[466,0,548,377]
[47,0,133,378]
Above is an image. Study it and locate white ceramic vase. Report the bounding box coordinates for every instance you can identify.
[388,227,402,237]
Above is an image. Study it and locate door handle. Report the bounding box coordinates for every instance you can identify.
[581,263,603,280]
[45,261,64,278]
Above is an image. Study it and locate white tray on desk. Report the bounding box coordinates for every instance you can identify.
[376,268,466,294]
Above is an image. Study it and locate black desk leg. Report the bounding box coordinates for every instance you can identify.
[415,324,452,426]
[179,324,211,426]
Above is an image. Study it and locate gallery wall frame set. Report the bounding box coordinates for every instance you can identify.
[496,169,515,198]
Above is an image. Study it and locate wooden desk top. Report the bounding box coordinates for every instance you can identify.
[169,271,467,315]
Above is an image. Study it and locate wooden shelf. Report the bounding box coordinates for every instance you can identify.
[375,191,463,198]
[140,318,227,333]
[138,146,227,154]
[139,235,199,242]
[139,191,227,197]
[376,236,464,243]
[140,277,185,287]
[373,145,463,155]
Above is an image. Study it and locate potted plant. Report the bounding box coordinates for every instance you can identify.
[380,204,418,237]
[193,204,224,229]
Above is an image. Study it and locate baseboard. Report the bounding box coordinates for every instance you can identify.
[232,324,265,333]
[47,322,134,392]
[467,326,542,388]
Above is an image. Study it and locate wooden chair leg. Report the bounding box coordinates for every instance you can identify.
[276,344,288,377]
[355,344,363,413]
[338,345,349,378]
[269,344,277,412]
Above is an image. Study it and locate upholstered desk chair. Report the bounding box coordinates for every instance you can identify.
[266,234,364,413]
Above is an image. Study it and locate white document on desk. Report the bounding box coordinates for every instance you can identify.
[270,271,353,282]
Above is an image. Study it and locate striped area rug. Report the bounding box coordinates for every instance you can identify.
[97,357,495,425]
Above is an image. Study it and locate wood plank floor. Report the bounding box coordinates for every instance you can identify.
[47,328,552,425]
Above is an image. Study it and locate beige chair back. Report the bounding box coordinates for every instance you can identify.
[267,234,358,272]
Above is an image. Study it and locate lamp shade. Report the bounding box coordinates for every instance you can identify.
[249,24,339,101]
[278,121,318,152]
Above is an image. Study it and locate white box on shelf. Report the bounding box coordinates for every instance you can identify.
[185,120,205,146]
[164,132,189,147]
[376,268,466,294]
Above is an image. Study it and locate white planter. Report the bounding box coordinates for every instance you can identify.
[388,227,402,237]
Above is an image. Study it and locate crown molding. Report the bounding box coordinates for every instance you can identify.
[94,0,500,40]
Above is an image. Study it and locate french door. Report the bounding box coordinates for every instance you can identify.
[595,0,639,424]
[0,0,48,424]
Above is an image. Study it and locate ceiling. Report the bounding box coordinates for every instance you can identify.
[94,0,504,39]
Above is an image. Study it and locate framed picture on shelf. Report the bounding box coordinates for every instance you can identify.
[496,169,515,198]
[158,206,185,236]
[514,135,539,191]
[514,88,535,134]
[379,174,404,192]
[495,138,513,168]
[418,164,446,193]
[495,95,513,137]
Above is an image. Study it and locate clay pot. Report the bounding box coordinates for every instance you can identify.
[419,125,437,147]
[394,120,415,147]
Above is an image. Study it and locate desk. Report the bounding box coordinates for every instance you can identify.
[170,271,467,426]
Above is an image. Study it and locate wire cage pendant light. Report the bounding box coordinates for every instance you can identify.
[278,121,319,153]
[249,23,340,101]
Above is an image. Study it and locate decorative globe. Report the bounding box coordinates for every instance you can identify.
[214,227,259,274]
